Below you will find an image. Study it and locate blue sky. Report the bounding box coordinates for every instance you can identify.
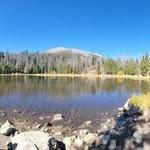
[0,0,150,58]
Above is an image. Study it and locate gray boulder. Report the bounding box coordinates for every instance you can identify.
[10,131,60,150]
[0,120,16,136]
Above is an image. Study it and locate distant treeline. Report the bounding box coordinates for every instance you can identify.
[0,51,149,76]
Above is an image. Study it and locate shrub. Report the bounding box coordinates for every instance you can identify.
[129,94,150,111]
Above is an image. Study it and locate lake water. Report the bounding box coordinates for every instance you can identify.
[0,76,149,123]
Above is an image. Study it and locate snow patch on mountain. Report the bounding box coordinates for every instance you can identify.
[46,47,102,57]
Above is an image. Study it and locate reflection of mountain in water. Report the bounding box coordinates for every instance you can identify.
[0,76,149,99]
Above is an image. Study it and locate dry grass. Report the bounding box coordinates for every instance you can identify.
[129,94,150,111]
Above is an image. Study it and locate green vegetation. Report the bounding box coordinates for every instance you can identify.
[103,54,149,76]
[0,51,149,75]
[129,94,150,111]
[140,54,150,76]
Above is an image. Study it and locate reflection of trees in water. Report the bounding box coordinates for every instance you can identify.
[0,76,102,98]
[0,76,149,99]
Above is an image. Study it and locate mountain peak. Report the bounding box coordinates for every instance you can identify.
[46,47,102,57]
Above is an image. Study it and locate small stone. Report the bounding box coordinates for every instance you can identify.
[39,116,45,121]
[63,136,76,150]
[108,139,116,150]
[44,122,52,127]
[51,113,64,122]
[55,131,62,136]
[83,133,100,146]
[118,107,124,112]
[133,131,143,144]
[36,124,41,129]
[143,110,150,121]
[2,112,7,117]
[102,134,110,145]
[74,138,84,147]
[13,109,20,113]
[84,120,92,126]
[77,129,89,139]
[28,126,31,130]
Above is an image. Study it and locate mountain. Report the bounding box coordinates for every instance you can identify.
[0,47,103,74]
[44,47,102,74]
[46,47,102,58]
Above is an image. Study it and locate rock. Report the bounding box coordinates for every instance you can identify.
[13,109,20,113]
[74,138,84,147]
[36,124,42,129]
[102,134,110,145]
[133,131,143,144]
[77,129,89,139]
[83,133,100,146]
[11,131,58,150]
[123,98,131,110]
[40,123,52,132]
[118,107,124,112]
[11,141,38,150]
[79,120,92,128]
[83,120,92,126]
[50,125,64,135]
[1,112,7,117]
[128,106,139,115]
[44,122,53,127]
[0,120,16,136]
[63,136,76,150]
[45,115,52,119]
[55,131,62,136]
[51,113,64,122]
[72,138,89,150]
[99,120,115,133]
[0,134,10,150]
[28,126,31,129]
[143,142,150,150]
[49,137,60,149]
[108,139,116,150]
[143,110,150,121]
[39,116,45,121]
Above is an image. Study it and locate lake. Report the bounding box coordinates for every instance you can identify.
[0,76,149,124]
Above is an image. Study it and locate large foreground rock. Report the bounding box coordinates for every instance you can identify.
[10,131,60,150]
[0,134,10,150]
[0,120,16,136]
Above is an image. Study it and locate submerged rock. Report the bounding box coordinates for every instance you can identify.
[79,120,92,129]
[51,113,64,122]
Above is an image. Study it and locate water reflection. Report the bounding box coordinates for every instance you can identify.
[0,76,149,99]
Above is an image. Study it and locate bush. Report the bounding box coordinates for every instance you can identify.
[129,94,150,111]
[117,71,123,76]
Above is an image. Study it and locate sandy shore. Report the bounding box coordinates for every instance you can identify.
[0,73,150,81]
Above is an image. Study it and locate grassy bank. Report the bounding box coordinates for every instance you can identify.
[0,73,150,80]
[129,94,150,111]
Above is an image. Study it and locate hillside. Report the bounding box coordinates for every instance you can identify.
[0,47,103,74]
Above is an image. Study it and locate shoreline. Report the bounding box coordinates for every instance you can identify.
[0,73,150,80]
[1,99,150,149]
